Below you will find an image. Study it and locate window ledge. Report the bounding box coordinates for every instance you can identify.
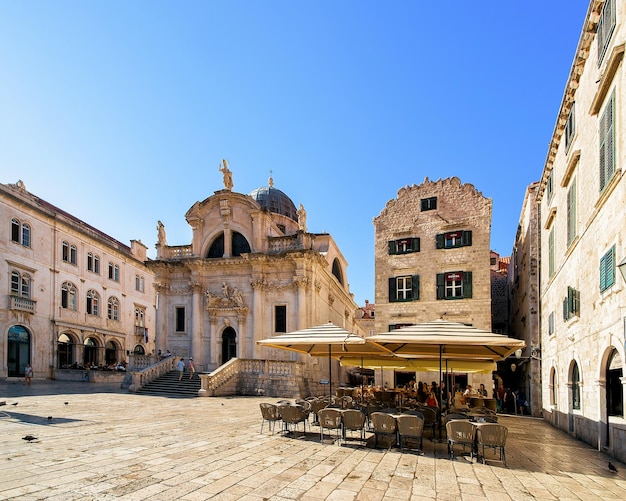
[595,168,622,210]
[590,43,625,115]
[544,207,557,229]
[561,150,581,187]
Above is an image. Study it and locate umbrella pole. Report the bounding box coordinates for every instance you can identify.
[438,345,443,442]
[328,345,332,399]
[361,356,364,404]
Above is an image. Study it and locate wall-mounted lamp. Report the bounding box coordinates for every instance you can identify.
[515,348,523,359]
[618,257,626,284]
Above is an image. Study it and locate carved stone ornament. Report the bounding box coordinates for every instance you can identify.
[206,284,248,313]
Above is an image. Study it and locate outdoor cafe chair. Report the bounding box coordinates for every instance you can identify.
[476,423,508,466]
[444,413,470,425]
[370,412,397,450]
[420,407,438,441]
[397,414,424,453]
[341,409,367,443]
[259,403,281,434]
[278,404,308,437]
[446,420,476,463]
[318,407,343,444]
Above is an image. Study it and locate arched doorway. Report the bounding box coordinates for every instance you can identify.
[222,327,237,364]
[57,333,75,368]
[607,348,623,417]
[133,345,145,355]
[8,325,30,377]
[83,337,98,367]
[105,341,118,365]
[569,361,581,433]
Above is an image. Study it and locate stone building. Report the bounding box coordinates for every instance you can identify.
[536,0,626,461]
[507,182,541,416]
[147,169,362,394]
[490,250,510,335]
[0,180,155,381]
[373,176,493,390]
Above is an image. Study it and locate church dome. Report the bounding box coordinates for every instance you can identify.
[248,181,297,221]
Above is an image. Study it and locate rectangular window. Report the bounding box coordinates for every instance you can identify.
[436,230,472,249]
[420,197,437,211]
[599,92,615,192]
[548,227,555,278]
[548,311,555,335]
[21,224,30,247]
[546,170,554,202]
[87,253,94,271]
[11,271,20,295]
[597,0,616,64]
[388,276,419,302]
[108,263,119,281]
[70,245,77,265]
[388,237,420,255]
[436,271,472,300]
[275,305,287,333]
[566,177,576,246]
[600,245,615,292]
[564,104,575,151]
[62,241,69,262]
[175,307,185,332]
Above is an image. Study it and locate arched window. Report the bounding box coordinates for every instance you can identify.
[135,274,144,292]
[607,349,623,417]
[11,271,31,298]
[571,362,581,410]
[332,258,344,285]
[11,218,30,247]
[108,262,119,281]
[87,252,100,274]
[207,233,224,258]
[61,281,78,310]
[86,290,100,316]
[133,344,145,355]
[232,231,251,256]
[108,297,120,321]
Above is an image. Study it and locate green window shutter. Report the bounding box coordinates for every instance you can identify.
[388,241,397,255]
[436,273,445,299]
[563,297,569,321]
[600,93,615,191]
[567,178,576,245]
[548,228,555,277]
[573,288,580,316]
[461,230,472,247]
[412,238,420,252]
[388,277,397,302]
[412,275,420,301]
[462,271,473,298]
[599,248,614,292]
[436,234,445,249]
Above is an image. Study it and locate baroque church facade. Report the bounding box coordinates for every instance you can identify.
[147,164,363,380]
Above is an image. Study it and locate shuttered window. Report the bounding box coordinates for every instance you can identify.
[436,230,472,249]
[599,92,615,192]
[597,0,615,65]
[566,177,576,246]
[388,237,420,255]
[388,275,420,302]
[436,271,472,300]
[548,227,555,278]
[599,245,615,292]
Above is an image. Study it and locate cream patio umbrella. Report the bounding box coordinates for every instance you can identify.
[257,322,391,397]
[338,357,497,374]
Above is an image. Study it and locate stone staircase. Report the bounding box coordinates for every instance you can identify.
[136,370,201,398]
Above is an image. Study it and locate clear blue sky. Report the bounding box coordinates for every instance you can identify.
[1,1,590,306]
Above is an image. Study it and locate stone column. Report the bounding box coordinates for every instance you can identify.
[191,282,205,366]
[209,315,219,368]
[154,283,169,354]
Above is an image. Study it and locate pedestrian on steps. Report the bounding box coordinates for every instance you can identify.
[177,358,185,381]
[188,358,195,380]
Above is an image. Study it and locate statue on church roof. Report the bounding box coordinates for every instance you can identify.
[297,203,307,232]
[157,220,167,246]
[219,159,233,191]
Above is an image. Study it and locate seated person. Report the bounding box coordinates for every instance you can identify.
[426,391,438,408]
[478,383,488,397]
[461,385,474,405]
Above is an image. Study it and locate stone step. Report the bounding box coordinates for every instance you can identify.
[136,370,201,397]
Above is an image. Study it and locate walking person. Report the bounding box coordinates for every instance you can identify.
[24,363,33,385]
[177,358,185,381]
[187,357,195,380]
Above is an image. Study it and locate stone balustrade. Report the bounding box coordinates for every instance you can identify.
[128,356,176,392]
